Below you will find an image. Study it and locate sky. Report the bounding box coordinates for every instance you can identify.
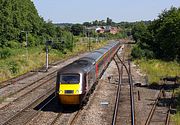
[33,0,180,23]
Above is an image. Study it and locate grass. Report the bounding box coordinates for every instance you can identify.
[0,40,108,82]
[172,89,180,125]
[173,113,180,125]
[133,59,180,84]
[134,59,180,124]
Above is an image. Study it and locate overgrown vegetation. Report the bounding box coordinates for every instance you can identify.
[0,0,128,82]
[173,89,180,124]
[0,40,108,82]
[0,0,74,52]
[134,59,180,84]
[131,7,180,61]
[131,7,180,124]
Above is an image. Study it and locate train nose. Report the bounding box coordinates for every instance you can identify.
[59,95,80,104]
[59,84,81,94]
[58,84,82,104]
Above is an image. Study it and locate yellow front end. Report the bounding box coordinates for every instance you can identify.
[58,84,81,105]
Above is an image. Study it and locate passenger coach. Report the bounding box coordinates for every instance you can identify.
[56,41,122,105]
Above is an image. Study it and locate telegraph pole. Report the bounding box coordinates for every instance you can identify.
[21,30,31,60]
[45,40,52,72]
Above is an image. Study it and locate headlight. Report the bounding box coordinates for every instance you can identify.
[60,90,63,94]
[76,90,79,94]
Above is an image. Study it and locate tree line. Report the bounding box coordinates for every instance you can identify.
[0,0,73,53]
[131,7,180,61]
[0,0,128,59]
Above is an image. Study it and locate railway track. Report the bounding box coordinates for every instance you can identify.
[1,42,129,125]
[0,52,90,125]
[0,52,87,89]
[0,53,86,110]
[49,113,63,125]
[165,88,175,125]
[112,44,135,125]
[0,71,38,89]
[145,83,176,125]
[2,87,56,125]
[69,109,82,125]
[0,70,57,109]
[0,57,65,89]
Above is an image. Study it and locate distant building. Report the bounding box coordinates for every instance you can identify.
[95,26,119,34]
[110,27,118,34]
[96,27,105,33]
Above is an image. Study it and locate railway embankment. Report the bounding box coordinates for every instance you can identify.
[0,41,179,125]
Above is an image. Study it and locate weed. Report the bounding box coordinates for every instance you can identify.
[134,59,180,84]
[8,61,19,74]
[0,40,108,82]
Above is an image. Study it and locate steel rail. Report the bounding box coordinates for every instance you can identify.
[111,57,122,125]
[0,73,56,110]
[165,84,176,125]
[145,88,163,125]
[0,52,74,88]
[116,54,135,125]
[1,69,56,98]
[50,113,63,125]
[69,109,82,125]
[128,60,136,125]
[2,87,56,125]
[0,72,38,89]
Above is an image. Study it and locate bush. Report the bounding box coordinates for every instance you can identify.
[6,40,21,48]
[144,49,154,59]
[8,61,19,74]
[0,48,12,59]
[131,45,144,59]
[28,34,36,47]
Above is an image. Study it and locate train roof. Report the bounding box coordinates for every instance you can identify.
[57,41,120,75]
[82,41,119,62]
[57,59,93,75]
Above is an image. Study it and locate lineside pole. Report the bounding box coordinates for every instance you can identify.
[46,44,48,72]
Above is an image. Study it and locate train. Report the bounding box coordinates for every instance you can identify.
[56,41,122,105]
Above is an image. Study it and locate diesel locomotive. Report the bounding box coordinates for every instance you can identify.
[56,41,122,105]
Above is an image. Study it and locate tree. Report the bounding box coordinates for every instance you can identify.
[131,7,180,61]
[106,17,112,25]
[83,22,92,27]
[0,0,44,47]
[71,24,84,36]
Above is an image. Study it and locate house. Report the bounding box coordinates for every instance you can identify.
[95,26,119,34]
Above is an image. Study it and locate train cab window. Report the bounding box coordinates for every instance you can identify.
[60,74,80,84]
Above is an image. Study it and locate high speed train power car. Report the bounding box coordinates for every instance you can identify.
[56,41,122,105]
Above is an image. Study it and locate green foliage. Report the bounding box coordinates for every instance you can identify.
[0,0,44,47]
[172,89,180,124]
[131,22,148,43]
[134,59,180,84]
[131,7,180,61]
[149,7,180,60]
[71,24,84,36]
[131,45,144,59]
[0,0,74,53]
[131,44,154,59]
[52,31,73,52]
[106,17,113,25]
[8,61,19,74]
[0,48,11,59]
[83,17,116,27]
[83,22,92,27]
[0,41,108,82]
[6,40,21,48]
